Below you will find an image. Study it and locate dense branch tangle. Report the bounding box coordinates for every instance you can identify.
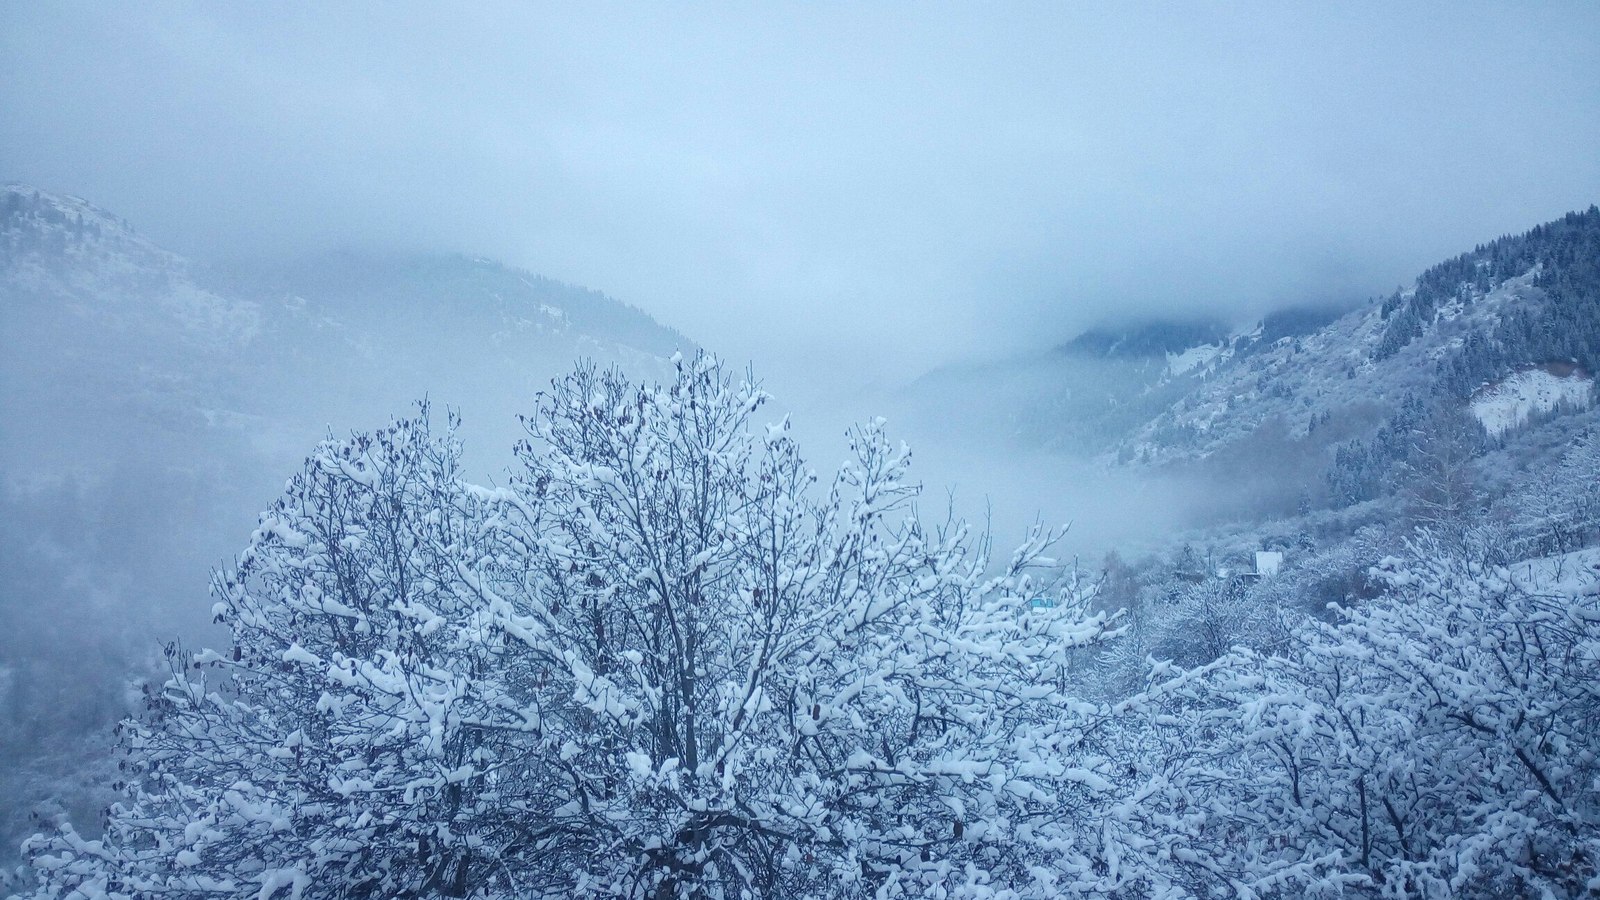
[487,356,1120,897]
[21,354,1119,900]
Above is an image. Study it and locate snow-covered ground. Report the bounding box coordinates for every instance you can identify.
[1471,367,1595,436]
[1165,342,1224,376]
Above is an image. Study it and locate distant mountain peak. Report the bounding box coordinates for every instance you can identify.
[2,183,173,270]
[4,183,138,235]
[211,247,692,362]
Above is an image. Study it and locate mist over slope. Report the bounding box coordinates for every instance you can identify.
[0,185,688,863]
[894,207,1600,527]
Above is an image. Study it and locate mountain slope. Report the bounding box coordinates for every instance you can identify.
[0,184,691,871]
[896,207,1599,525]
[1124,208,1600,469]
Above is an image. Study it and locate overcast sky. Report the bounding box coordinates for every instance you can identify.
[4,2,1599,388]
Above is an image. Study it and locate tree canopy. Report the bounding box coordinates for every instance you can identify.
[21,355,1120,899]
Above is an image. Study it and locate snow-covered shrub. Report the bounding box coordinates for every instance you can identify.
[1133,533,1600,897]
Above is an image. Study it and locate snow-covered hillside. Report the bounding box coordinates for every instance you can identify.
[0,184,691,871]
[896,207,1600,530]
[1119,267,1547,464]
[1,183,689,479]
[1164,341,1226,376]
[1471,365,1595,436]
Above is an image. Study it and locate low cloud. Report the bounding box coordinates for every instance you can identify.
[4,3,1598,394]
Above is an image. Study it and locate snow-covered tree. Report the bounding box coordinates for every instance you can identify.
[475,356,1123,897]
[1399,404,1484,539]
[1497,424,1600,560]
[20,356,1126,899]
[22,408,558,898]
[1131,532,1600,897]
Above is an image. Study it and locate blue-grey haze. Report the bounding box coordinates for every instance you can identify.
[3,1,1598,395]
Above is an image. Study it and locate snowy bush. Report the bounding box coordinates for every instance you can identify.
[1131,533,1600,897]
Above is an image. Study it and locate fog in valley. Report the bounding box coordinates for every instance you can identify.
[4,4,1600,897]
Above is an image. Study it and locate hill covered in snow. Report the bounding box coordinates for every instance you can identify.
[899,206,1600,524]
[1122,208,1600,469]
[0,184,690,867]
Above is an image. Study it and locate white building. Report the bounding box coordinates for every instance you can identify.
[1254,550,1284,578]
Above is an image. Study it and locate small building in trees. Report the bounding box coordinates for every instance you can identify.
[1253,550,1284,578]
